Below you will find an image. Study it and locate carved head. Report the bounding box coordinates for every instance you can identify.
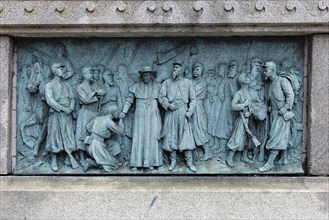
[238,72,251,85]
[192,63,204,78]
[94,64,105,80]
[102,105,120,118]
[82,66,94,81]
[51,63,65,78]
[227,60,238,78]
[103,69,114,85]
[216,63,226,78]
[264,61,277,79]
[139,66,157,84]
[172,61,185,79]
[251,58,263,72]
[27,62,44,93]
[53,43,67,57]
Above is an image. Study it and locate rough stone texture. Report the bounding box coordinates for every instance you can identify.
[0,176,328,219]
[0,1,329,37]
[0,37,13,175]
[308,35,329,176]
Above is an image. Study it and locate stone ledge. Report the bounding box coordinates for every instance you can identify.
[1,176,328,219]
[1,1,329,36]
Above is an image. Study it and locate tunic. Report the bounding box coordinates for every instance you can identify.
[159,77,196,152]
[75,82,98,150]
[44,79,76,154]
[227,89,252,152]
[266,76,294,151]
[123,82,163,167]
[192,79,210,146]
[213,77,235,140]
[85,115,124,172]
[208,76,225,137]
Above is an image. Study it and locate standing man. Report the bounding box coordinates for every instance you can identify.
[44,63,79,172]
[259,61,295,172]
[120,66,163,171]
[159,61,197,172]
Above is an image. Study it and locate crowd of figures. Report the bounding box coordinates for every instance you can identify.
[18,43,303,173]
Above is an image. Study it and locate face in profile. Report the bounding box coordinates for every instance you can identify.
[142,72,152,84]
[172,64,183,79]
[55,65,65,78]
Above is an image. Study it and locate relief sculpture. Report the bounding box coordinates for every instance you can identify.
[16,38,305,174]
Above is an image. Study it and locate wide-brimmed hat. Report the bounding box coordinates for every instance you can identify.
[138,66,157,75]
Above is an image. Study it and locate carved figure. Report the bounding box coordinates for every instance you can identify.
[226,73,255,167]
[20,62,50,157]
[159,61,197,172]
[259,61,295,172]
[249,58,264,102]
[214,61,240,154]
[209,62,227,153]
[84,106,124,172]
[191,63,211,161]
[120,66,163,171]
[75,66,105,165]
[44,63,79,171]
[50,43,75,79]
[101,69,121,114]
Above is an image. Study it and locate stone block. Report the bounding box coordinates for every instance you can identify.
[308,35,329,175]
[0,176,328,219]
[0,36,13,174]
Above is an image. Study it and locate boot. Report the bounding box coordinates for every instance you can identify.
[200,145,212,161]
[83,158,97,172]
[241,149,254,164]
[79,151,86,167]
[185,150,197,172]
[68,152,79,169]
[168,151,177,171]
[219,139,228,153]
[51,154,58,172]
[259,151,278,172]
[276,150,288,165]
[226,150,235,167]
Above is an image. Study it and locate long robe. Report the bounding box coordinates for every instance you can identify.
[123,82,163,167]
[75,82,98,151]
[44,79,76,154]
[192,79,210,146]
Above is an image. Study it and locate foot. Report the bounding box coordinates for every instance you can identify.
[241,156,254,164]
[187,162,197,172]
[168,162,176,171]
[80,159,86,167]
[200,153,212,161]
[148,166,154,171]
[64,156,71,166]
[69,156,79,169]
[51,159,58,172]
[83,159,92,172]
[226,158,235,167]
[258,161,274,172]
[131,167,137,171]
[276,157,288,165]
